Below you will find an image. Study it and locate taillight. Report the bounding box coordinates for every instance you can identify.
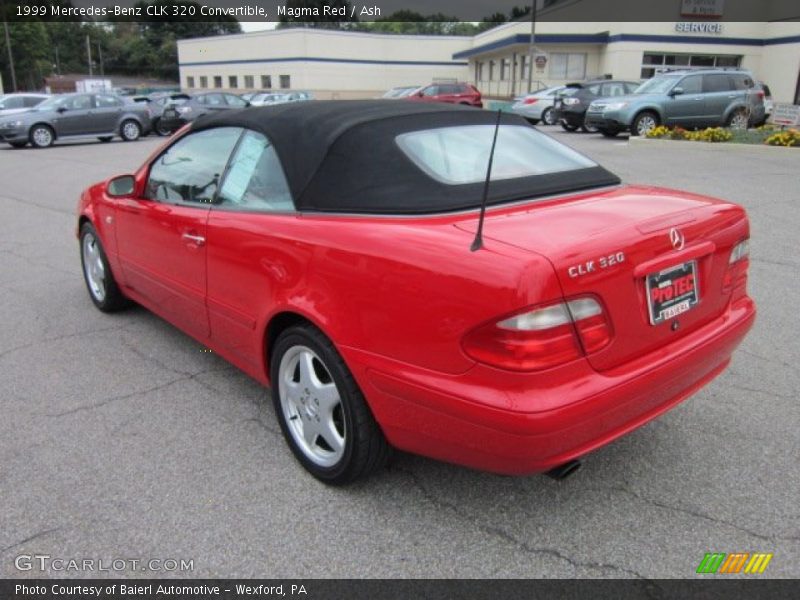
[462,297,611,371]
[524,98,539,105]
[723,238,750,298]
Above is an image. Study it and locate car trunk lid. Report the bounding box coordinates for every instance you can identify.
[456,185,748,371]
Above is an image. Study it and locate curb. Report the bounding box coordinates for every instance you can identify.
[627,136,798,151]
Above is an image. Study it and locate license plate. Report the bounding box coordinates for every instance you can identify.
[645,260,699,325]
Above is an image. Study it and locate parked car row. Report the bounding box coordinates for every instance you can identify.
[511,69,772,138]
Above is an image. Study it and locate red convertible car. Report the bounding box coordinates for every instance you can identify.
[77,101,755,484]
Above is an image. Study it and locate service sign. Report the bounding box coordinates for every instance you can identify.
[771,104,800,127]
[681,0,725,17]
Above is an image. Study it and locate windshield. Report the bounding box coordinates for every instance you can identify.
[635,76,680,95]
[397,125,597,185]
[33,96,71,111]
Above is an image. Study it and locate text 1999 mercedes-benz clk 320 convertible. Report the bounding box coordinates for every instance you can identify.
[77,101,755,484]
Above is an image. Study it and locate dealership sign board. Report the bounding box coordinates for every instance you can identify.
[681,0,724,17]
[771,104,800,127]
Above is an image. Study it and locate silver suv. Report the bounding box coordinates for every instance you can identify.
[585,69,766,137]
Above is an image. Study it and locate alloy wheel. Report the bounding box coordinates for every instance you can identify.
[82,232,106,302]
[278,345,346,468]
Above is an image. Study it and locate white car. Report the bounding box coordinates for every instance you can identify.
[0,93,49,116]
[510,86,566,125]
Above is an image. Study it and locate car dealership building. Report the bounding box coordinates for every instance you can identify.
[178,20,800,103]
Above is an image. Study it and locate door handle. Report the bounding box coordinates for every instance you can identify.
[182,233,205,246]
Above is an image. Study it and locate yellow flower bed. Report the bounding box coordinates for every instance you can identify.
[764,129,800,147]
[645,126,732,142]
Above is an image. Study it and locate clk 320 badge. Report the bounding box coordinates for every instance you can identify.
[568,252,626,278]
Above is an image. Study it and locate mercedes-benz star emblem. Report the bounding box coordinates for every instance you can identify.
[669,227,685,250]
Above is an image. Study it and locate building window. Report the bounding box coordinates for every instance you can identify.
[520,55,529,80]
[244,75,254,88]
[474,61,481,83]
[213,76,222,89]
[279,75,290,89]
[500,58,510,80]
[199,76,208,89]
[261,75,272,89]
[187,76,195,89]
[488,60,495,81]
[640,53,741,78]
[549,53,587,80]
[228,75,238,89]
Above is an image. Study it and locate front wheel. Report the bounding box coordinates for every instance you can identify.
[271,324,390,485]
[581,122,599,133]
[631,111,659,136]
[29,125,55,148]
[120,120,141,142]
[727,109,749,130]
[541,107,557,125]
[80,223,130,312]
[9,141,27,148]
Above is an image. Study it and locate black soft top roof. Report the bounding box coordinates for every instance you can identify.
[191,100,619,214]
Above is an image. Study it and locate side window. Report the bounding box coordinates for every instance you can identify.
[703,74,733,93]
[217,131,294,212]
[586,84,601,95]
[224,94,248,108]
[602,82,626,97]
[624,82,639,94]
[67,95,93,110]
[422,86,439,97]
[205,94,225,106]
[96,95,121,108]
[145,127,242,205]
[678,75,702,94]
[1,96,25,109]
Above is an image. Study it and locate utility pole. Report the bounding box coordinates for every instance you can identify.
[527,0,537,94]
[86,34,93,77]
[1,0,18,92]
[97,43,104,77]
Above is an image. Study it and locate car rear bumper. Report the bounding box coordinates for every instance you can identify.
[342,296,755,475]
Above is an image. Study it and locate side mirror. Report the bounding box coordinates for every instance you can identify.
[107,175,136,198]
[56,106,68,113]
[669,87,684,97]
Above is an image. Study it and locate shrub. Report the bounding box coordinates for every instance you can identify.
[764,128,800,147]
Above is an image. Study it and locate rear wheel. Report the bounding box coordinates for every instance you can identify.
[154,118,172,136]
[525,118,541,126]
[541,107,557,125]
[581,122,599,133]
[727,109,749,130]
[120,120,141,142]
[29,125,54,148]
[561,121,579,132]
[631,111,659,136]
[79,222,129,312]
[271,324,390,485]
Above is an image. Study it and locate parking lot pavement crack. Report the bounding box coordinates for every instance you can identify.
[716,380,794,402]
[391,466,657,581]
[0,192,74,216]
[118,336,196,377]
[603,485,799,543]
[737,349,793,370]
[0,324,128,361]
[240,416,282,437]
[0,526,63,555]
[750,257,799,269]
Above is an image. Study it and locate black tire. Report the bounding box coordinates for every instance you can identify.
[631,111,660,137]
[599,128,620,138]
[79,222,130,312]
[726,109,749,130]
[98,136,113,143]
[270,324,390,485]
[153,118,172,136]
[525,118,541,126]
[119,119,141,142]
[9,141,27,148]
[560,121,579,132]
[29,124,55,148]
[541,107,557,126]
[580,123,599,133]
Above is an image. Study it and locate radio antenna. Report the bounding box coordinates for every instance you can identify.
[471,109,502,252]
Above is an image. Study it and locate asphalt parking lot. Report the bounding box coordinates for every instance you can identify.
[1,130,798,580]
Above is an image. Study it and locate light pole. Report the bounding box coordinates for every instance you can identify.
[1,0,18,92]
[527,0,537,94]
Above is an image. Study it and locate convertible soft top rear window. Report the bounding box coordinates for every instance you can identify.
[396,125,597,185]
[191,101,620,215]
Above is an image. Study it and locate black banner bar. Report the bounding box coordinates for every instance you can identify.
[2,579,800,600]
